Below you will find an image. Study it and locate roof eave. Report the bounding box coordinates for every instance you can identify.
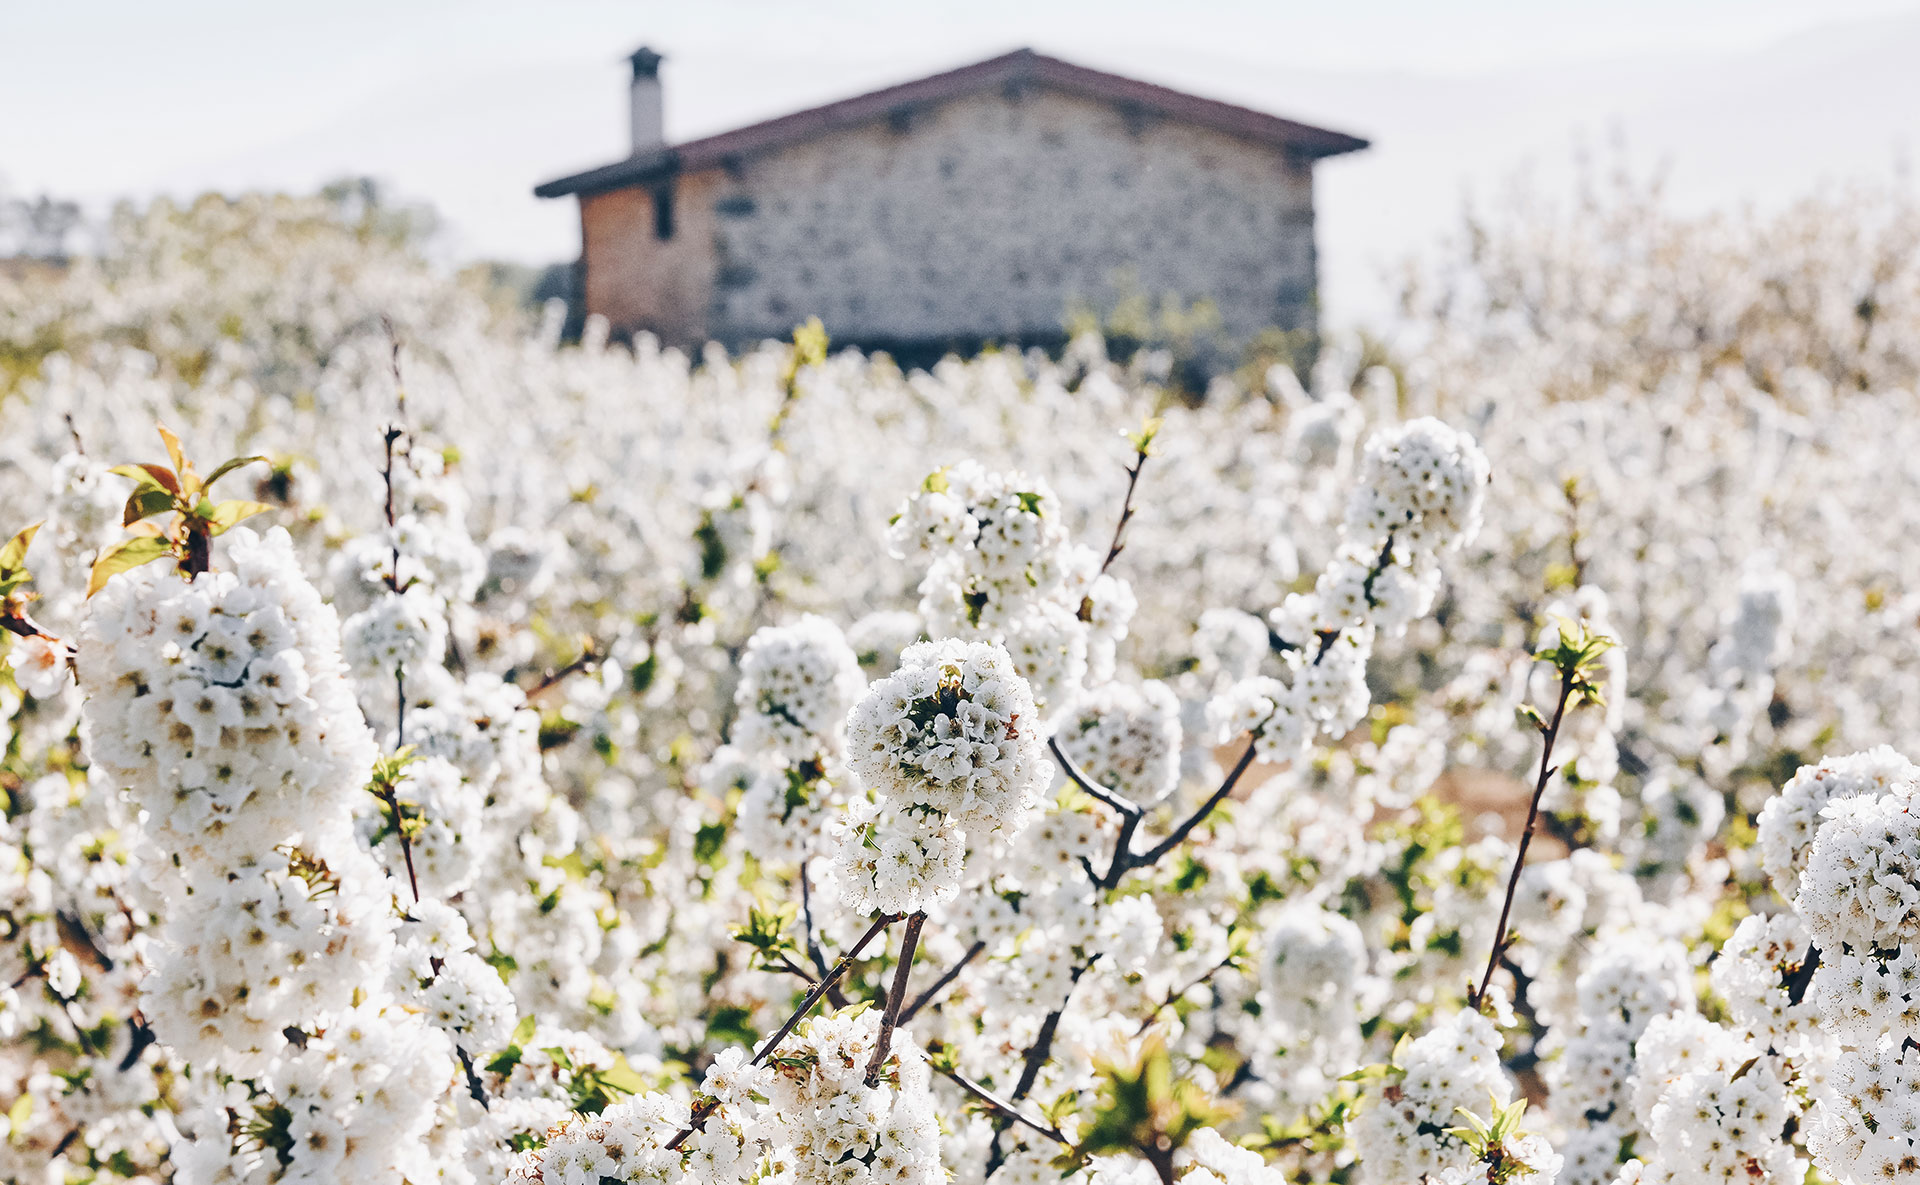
[533,149,677,199]
[532,48,1372,197]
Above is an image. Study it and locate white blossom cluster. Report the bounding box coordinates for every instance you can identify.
[886,461,1134,712]
[1343,416,1492,559]
[1545,938,1692,1185]
[1792,766,1920,1182]
[78,527,378,866]
[504,1092,705,1185]
[1351,1009,1532,1183]
[761,1010,943,1185]
[1797,790,1920,953]
[836,639,1049,914]
[1213,418,1488,766]
[1757,745,1918,901]
[76,527,460,1183]
[1089,1129,1287,1185]
[1708,912,1822,1057]
[1055,680,1182,807]
[732,614,867,765]
[1615,1020,1801,1185]
[1251,905,1371,1109]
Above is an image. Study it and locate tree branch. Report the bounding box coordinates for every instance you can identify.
[520,641,604,700]
[1100,437,1153,576]
[865,911,927,1085]
[1471,667,1575,1011]
[900,939,985,1026]
[1132,738,1259,870]
[666,912,896,1150]
[935,1061,1070,1146]
[1048,735,1143,820]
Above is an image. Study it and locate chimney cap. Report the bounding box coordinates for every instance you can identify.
[629,46,664,79]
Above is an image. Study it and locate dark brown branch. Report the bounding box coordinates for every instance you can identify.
[666,912,896,1151]
[988,956,1098,1175]
[1783,944,1821,1007]
[1132,738,1259,870]
[1048,735,1142,820]
[521,642,604,700]
[381,318,409,746]
[1470,667,1576,1011]
[773,954,819,985]
[1100,442,1152,576]
[457,1046,491,1109]
[1047,735,1147,889]
[936,1061,1070,1146]
[373,781,421,904]
[865,911,927,1084]
[798,862,830,979]
[1011,957,1096,1101]
[900,939,984,1025]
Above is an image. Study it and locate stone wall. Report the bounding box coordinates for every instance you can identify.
[583,85,1320,354]
[579,173,718,349]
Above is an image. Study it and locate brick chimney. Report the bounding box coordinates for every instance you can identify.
[628,46,665,155]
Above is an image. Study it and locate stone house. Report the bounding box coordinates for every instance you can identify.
[534,47,1367,359]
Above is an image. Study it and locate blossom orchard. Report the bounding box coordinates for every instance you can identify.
[2,390,1916,1185]
[4,186,1920,1185]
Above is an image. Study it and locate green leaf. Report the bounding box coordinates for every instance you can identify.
[156,424,186,479]
[693,820,727,867]
[87,535,172,597]
[511,1013,537,1047]
[203,454,267,491]
[597,1052,647,1096]
[5,1091,30,1143]
[206,500,273,536]
[484,1044,523,1076]
[108,463,178,495]
[1127,415,1164,455]
[123,486,177,527]
[0,522,40,580]
[790,317,830,370]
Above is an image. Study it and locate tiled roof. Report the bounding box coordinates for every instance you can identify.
[534,47,1368,198]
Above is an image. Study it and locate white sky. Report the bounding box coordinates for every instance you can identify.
[5,0,1919,325]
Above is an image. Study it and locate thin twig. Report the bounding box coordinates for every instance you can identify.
[520,642,604,699]
[1132,949,1239,1038]
[1099,441,1152,576]
[772,954,819,985]
[1048,735,1142,819]
[988,956,1098,1174]
[373,780,422,904]
[900,939,985,1026]
[665,913,897,1151]
[798,861,830,979]
[1470,667,1576,1011]
[865,911,927,1085]
[1011,958,1096,1101]
[1132,738,1258,869]
[935,1061,1070,1146]
[381,319,409,745]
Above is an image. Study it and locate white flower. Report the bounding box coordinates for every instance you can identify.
[5,633,70,699]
